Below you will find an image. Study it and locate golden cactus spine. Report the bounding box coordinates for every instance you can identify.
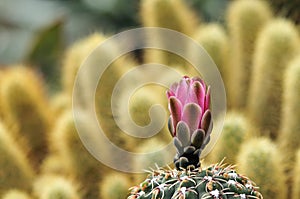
[49,111,108,199]
[99,172,131,199]
[33,175,80,199]
[237,138,286,199]
[140,0,199,66]
[2,190,31,199]
[0,66,53,168]
[193,23,229,91]
[208,112,248,164]
[279,56,300,169]
[0,121,34,194]
[248,19,300,139]
[226,0,272,109]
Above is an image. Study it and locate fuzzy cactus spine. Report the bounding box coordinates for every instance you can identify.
[248,19,300,139]
[0,66,53,168]
[0,121,34,194]
[2,190,31,199]
[237,138,286,199]
[226,0,272,109]
[293,149,300,199]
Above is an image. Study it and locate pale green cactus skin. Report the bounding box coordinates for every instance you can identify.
[0,122,34,194]
[237,138,287,199]
[226,0,272,109]
[247,19,300,139]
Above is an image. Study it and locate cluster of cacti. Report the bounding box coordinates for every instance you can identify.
[1,0,300,198]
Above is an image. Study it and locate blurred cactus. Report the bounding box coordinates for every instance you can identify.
[208,112,248,164]
[279,56,300,168]
[99,172,131,199]
[248,19,300,139]
[226,0,272,109]
[0,66,53,168]
[0,121,34,194]
[293,150,300,199]
[50,93,71,118]
[140,0,199,66]
[2,190,31,199]
[33,175,80,199]
[237,138,286,199]
[49,111,108,199]
[193,23,229,90]
[62,33,106,95]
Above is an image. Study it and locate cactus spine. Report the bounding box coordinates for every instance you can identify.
[279,56,300,168]
[208,112,248,164]
[0,66,53,168]
[226,0,272,109]
[248,19,300,139]
[33,175,80,199]
[293,150,300,199]
[237,138,286,199]
[193,24,229,91]
[140,0,199,66]
[2,190,31,199]
[0,121,34,194]
[99,172,131,199]
[49,111,107,199]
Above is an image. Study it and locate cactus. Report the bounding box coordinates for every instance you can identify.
[226,0,272,109]
[2,190,31,199]
[0,66,53,168]
[49,110,109,199]
[99,172,131,199]
[279,56,300,169]
[0,121,34,194]
[128,76,263,199]
[33,175,80,199]
[193,24,229,91]
[293,149,300,199]
[208,112,248,164]
[140,0,199,66]
[128,162,262,199]
[237,138,286,199]
[62,33,106,95]
[248,19,300,139]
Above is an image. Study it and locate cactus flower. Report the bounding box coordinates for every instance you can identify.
[167,76,213,169]
[167,76,211,137]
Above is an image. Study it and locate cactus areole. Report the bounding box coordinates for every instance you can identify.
[128,76,263,199]
[167,76,212,169]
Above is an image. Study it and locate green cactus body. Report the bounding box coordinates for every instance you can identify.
[248,19,300,139]
[33,175,80,199]
[128,162,262,199]
[226,0,272,109]
[293,150,300,199]
[237,138,286,199]
[0,66,53,168]
[99,172,131,199]
[0,122,34,194]
[208,112,248,164]
[193,24,229,96]
[279,56,300,169]
[2,190,31,199]
[140,0,199,66]
[50,111,108,199]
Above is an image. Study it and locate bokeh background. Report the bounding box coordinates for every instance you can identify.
[0,0,300,199]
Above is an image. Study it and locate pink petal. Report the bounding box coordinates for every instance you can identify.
[204,86,211,111]
[182,103,202,134]
[169,96,182,135]
[176,79,188,104]
[193,81,205,110]
[170,82,178,93]
[167,90,175,98]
